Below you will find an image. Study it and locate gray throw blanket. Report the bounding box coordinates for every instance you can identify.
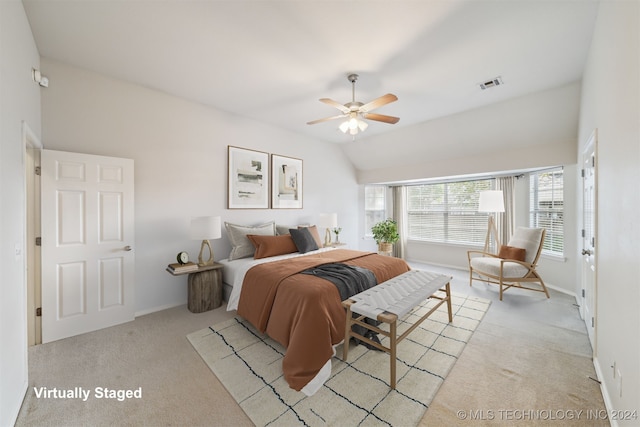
[300,263,377,301]
[300,263,382,350]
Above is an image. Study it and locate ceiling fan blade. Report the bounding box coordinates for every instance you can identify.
[359,93,398,112]
[319,98,350,114]
[306,114,347,125]
[362,113,400,124]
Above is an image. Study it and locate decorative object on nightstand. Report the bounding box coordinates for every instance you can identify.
[478,190,504,254]
[332,227,342,243]
[167,260,198,273]
[371,218,400,255]
[190,216,222,267]
[318,213,338,247]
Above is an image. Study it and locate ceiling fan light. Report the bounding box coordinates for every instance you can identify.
[339,120,350,133]
[348,117,359,130]
[358,120,368,132]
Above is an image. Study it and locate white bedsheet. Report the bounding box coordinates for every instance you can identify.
[219,247,336,311]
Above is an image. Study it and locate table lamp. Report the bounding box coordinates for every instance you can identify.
[318,213,338,247]
[190,216,222,266]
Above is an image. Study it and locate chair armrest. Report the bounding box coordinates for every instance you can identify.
[467,250,500,262]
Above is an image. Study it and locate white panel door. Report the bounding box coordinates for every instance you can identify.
[41,149,134,343]
[581,131,597,351]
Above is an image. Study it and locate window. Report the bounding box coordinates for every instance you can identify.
[530,168,564,256]
[364,185,386,236]
[406,179,493,245]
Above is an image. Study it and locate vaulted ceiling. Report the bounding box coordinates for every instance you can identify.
[23,1,598,144]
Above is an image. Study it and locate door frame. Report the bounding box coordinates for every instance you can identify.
[23,121,43,346]
[581,128,598,353]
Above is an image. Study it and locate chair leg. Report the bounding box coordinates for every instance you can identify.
[499,279,504,301]
[537,274,550,298]
[469,268,473,287]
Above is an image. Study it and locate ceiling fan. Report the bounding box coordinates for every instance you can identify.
[307,74,399,135]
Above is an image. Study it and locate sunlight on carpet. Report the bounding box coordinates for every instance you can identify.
[187,293,490,426]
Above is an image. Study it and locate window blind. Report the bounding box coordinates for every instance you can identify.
[407,179,493,245]
[364,185,386,236]
[529,168,564,255]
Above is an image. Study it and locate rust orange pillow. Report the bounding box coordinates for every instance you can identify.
[498,245,526,261]
[247,234,298,259]
[299,225,324,248]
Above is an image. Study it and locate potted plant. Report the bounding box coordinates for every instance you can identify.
[371,218,400,253]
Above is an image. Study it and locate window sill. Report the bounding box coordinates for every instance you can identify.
[540,253,567,262]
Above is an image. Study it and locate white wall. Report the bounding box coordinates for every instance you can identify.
[578,1,639,420]
[352,84,581,294]
[0,1,41,425]
[39,58,359,315]
[347,82,580,183]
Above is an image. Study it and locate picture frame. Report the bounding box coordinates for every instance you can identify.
[271,154,303,209]
[227,146,270,209]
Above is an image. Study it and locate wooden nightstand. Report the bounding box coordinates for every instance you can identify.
[166,263,223,313]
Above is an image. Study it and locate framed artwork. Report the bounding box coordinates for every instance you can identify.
[271,154,303,209]
[227,146,269,209]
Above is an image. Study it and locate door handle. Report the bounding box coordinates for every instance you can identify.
[581,249,592,256]
[124,245,132,252]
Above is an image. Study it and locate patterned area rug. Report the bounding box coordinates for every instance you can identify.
[187,293,490,426]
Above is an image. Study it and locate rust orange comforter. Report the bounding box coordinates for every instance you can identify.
[236,249,410,391]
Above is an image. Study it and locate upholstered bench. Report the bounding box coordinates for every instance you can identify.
[341,269,453,389]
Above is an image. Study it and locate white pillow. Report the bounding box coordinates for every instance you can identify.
[225,221,276,261]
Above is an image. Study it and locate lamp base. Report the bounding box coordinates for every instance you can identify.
[198,239,215,266]
[484,215,501,254]
[324,228,332,247]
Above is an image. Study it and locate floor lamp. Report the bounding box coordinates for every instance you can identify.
[478,190,504,254]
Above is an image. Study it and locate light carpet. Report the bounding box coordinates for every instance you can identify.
[187,293,490,426]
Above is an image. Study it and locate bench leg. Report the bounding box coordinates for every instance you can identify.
[343,304,352,362]
[390,320,397,389]
[445,282,453,323]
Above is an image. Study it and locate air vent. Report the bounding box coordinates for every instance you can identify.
[479,76,504,90]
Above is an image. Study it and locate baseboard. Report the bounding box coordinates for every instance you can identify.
[135,301,185,317]
[9,379,28,427]
[405,258,468,273]
[545,283,576,298]
[405,258,578,298]
[593,356,619,427]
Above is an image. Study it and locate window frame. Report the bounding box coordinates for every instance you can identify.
[529,167,564,257]
[364,185,387,237]
[405,178,495,247]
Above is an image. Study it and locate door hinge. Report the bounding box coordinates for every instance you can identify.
[581,229,585,238]
[581,168,585,178]
[591,317,595,328]
[35,237,42,246]
[582,289,585,298]
[36,307,42,317]
[591,237,595,247]
[35,166,41,176]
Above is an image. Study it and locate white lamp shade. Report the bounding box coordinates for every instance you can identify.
[318,213,338,228]
[190,216,222,240]
[478,191,505,213]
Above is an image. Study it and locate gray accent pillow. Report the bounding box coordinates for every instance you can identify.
[289,227,319,253]
[225,221,276,260]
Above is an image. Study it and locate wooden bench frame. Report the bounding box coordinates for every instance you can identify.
[342,281,452,389]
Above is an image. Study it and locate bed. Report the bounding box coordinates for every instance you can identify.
[219,245,410,395]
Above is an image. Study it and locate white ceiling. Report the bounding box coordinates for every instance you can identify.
[23,0,599,144]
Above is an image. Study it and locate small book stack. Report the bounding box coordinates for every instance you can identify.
[167,262,199,273]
